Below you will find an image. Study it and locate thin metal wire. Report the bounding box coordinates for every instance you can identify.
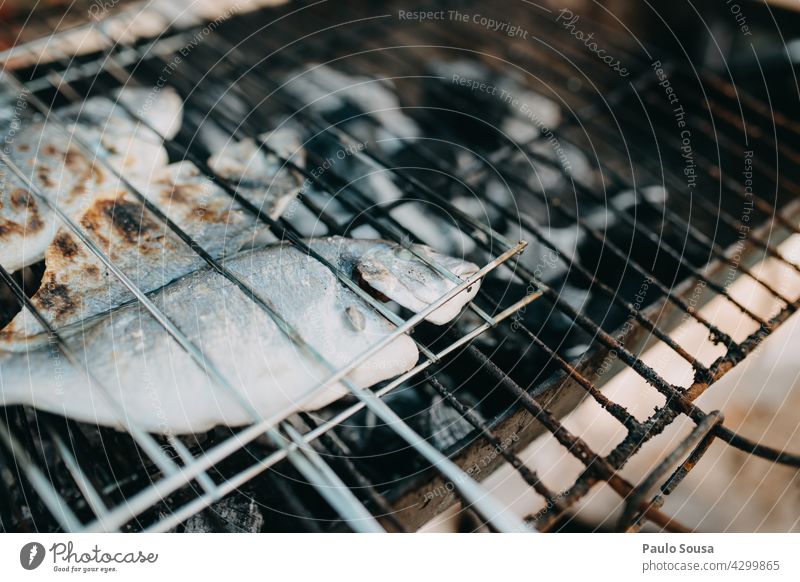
[617,411,723,530]
[281,423,384,532]
[44,422,109,520]
[297,413,409,532]
[0,421,82,531]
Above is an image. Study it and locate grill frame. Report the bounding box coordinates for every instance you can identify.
[0,0,799,533]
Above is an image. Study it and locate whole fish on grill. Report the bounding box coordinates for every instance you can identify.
[0,237,480,434]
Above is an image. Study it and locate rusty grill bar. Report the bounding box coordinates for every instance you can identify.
[0,0,799,533]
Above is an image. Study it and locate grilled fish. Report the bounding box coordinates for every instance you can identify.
[0,87,183,273]
[0,237,480,434]
[0,95,304,348]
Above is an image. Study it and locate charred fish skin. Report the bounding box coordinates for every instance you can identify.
[0,167,240,350]
[0,238,480,434]
[0,87,183,273]
[57,87,181,177]
[0,132,305,350]
[0,162,300,350]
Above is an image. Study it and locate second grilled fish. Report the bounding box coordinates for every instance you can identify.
[0,237,480,434]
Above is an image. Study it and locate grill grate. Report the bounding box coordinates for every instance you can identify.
[0,0,799,533]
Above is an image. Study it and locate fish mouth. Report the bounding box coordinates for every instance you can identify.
[353,267,392,304]
[422,261,482,325]
[450,260,480,280]
[355,244,481,325]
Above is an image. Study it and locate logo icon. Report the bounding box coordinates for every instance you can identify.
[20,542,46,570]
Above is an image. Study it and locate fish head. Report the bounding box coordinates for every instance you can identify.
[354,241,480,325]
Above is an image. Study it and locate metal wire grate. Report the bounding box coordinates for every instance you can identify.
[0,0,798,533]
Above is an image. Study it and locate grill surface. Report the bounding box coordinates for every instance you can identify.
[0,0,799,533]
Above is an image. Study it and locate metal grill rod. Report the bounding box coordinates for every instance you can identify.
[509,138,774,328]
[591,52,800,245]
[53,33,510,375]
[649,75,800,236]
[494,140,789,324]
[423,373,562,508]
[456,340,692,533]
[531,286,800,529]
[281,423,384,531]
[44,421,109,519]
[405,12,645,121]
[297,413,409,532]
[0,149,380,531]
[87,311,497,532]
[650,91,800,239]
[0,421,82,530]
[618,411,723,532]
